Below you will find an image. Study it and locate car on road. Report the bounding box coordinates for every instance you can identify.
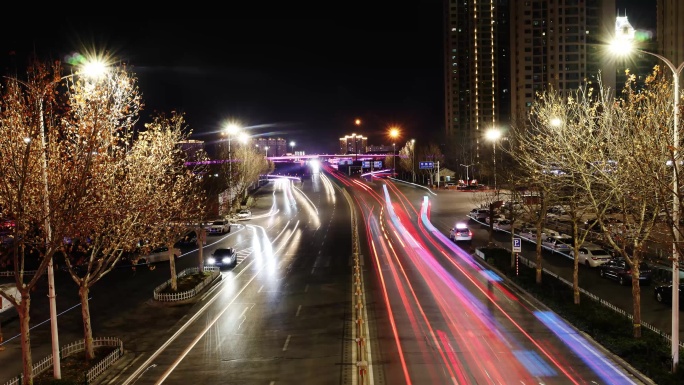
[654,281,684,305]
[205,219,231,234]
[449,222,472,242]
[570,243,612,267]
[138,246,181,265]
[237,209,252,219]
[206,247,237,269]
[598,258,652,286]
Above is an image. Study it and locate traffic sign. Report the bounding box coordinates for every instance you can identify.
[513,238,522,253]
[419,161,434,169]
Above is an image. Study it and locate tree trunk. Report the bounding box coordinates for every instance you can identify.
[79,285,95,360]
[535,237,543,284]
[169,246,178,291]
[631,262,642,338]
[17,295,34,384]
[198,228,205,273]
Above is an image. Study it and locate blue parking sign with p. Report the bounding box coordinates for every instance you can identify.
[513,238,522,252]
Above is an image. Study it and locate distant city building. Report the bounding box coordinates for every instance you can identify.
[253,137,287,157]
[443,0,509,166]
[657,0,684,66]
[366,144,394,153]
[339,134,368,155]
[510,0,616,124]
[178,139,205,161]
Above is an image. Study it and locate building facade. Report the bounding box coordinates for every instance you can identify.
[253,137,287,157]
[509,0,616,125]
[443,0,509,166]
[339,134,368,155]
[657,0,684,66]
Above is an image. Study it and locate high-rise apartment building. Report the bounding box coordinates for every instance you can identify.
[339,134,368,155]
[510,0,616,124]
[657,0,684,66]
[443,0,509,166]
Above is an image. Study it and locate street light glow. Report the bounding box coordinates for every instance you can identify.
[224,123,240,135]
[485,128,502,141]
[550,117,563,127]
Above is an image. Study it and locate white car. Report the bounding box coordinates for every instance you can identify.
[205,220,231,234]
[493,219,513,232]
[449,222,473,242]
[541,235,573,252]
[518,227,560,242]
[237,209,252,219]
[571,243,613,267]
[468,208,490,221]
[138,246,181,265]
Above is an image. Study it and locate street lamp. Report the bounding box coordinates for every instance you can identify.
[485,128,502,190]
[389,127,400,178]
[611,35,684,371]
[222,123,241,214]
[290,141,296,158]
[10,59,108,379]
[411,139,416,183]
[265,146,269,159]
[460,163,474,185]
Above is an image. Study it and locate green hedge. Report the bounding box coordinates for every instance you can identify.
[480,247,684,385]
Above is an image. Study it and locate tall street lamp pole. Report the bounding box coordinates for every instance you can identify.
[411,139,416,183]
[389,127,400,178]
[611,35,683,371]
[460,163,474,184]
[485,128,502,191]
[223,123,240,214]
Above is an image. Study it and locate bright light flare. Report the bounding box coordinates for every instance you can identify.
[485,128,502,141]
[80,60,108,79]
[609,38,633,56]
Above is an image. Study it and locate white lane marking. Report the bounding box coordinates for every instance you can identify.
[282,335,292,351]
[295,305,302,317]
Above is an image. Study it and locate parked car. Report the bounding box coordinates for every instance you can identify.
[541,235,573,253]
[468,208,490,221]
[485,213,506,225]
[206,247,237,269]
[518,227,560,243]
[449,222,472,242]
[237,209,252,219]
[138,246,181,265]
[570,243,613,267]
[654,282,684,305]
[493,219,513,232]
[205,219,231,235]
[598,258,652,286]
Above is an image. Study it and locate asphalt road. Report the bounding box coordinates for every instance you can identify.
[0,173,355,385]
[0,169,671,385]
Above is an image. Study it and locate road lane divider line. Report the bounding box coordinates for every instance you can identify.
[282,335,291,351]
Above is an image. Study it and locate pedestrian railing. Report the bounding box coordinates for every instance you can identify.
[3,337,123,385]
[153,267,220,302]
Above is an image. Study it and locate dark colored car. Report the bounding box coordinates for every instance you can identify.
[654,282,684,305]
[206,248,237,269]
[598,258,652,286]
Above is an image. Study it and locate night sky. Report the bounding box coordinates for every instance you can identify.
[0,1,657,154]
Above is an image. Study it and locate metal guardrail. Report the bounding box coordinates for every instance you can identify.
[2,337,123,385]
[508,248,684,350]
[153,267,220,302]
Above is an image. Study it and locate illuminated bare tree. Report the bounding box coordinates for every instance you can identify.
[133,112,206,292]
[512,72,671,337]
[221,142,269,208]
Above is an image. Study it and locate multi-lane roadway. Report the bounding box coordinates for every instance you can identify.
[0,167,662,384]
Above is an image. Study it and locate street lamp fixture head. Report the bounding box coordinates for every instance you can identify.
[355,118,361,126]
[290,141,295,147]
[389,127,400,140]
[609,37,633,56]
[224,123,241,136]
[485,128,502,141]
[550,117,563,127]
[79,60,108,79]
